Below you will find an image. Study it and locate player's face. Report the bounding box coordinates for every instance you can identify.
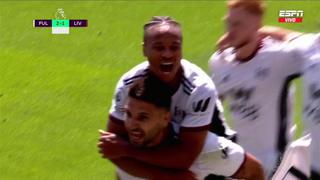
[143,25,182,84]
[225,7,261,48]
[124,97,170,147]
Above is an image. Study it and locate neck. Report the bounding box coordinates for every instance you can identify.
[235,34,261,62]
[168,67,183,92]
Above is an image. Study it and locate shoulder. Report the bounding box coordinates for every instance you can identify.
[180,60,217,103]
[181,59,216,92]
[209,48,234,69]
[118,61,149,87]
[260,37,287,52]
[289,33,319,47]
[254,37,297,61]
[288,33,320,57]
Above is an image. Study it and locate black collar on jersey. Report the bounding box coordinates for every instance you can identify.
[236,40,263,63]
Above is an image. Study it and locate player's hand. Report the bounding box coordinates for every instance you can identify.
[97,130,129,159]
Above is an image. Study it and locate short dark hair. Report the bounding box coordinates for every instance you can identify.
[128,73,173,110]
[143,16,181,42]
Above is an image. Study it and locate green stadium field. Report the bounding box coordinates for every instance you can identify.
[1,1,319,179]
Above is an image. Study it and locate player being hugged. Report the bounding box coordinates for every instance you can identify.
[100,73,264,180]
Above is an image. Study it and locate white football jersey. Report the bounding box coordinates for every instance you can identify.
[296,33,320,172]
[109,59,218,131]
[209,37,304,176]
[117,132,245,180]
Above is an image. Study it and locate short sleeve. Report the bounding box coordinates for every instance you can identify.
[109,76,129,121]
[180,83,217,130]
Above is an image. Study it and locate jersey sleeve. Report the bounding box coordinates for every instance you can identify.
[109,76,129,122]
[180,83,217,130]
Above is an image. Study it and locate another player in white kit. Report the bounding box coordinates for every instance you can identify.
[255,29,320,179]
[304,55,320,180]
[209,0,304,177]
[107,75,264,180]
[98,16,239,179]
[291,33,320,180]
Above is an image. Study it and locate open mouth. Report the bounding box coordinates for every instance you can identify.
[129,130,144,144]
[159,62,174,73]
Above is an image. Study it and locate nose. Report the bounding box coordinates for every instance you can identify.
[126,118,140,129]
[161,49,173,59]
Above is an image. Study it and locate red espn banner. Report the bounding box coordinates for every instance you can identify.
[278,17,303,23]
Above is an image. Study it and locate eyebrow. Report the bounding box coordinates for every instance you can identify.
[138,112,150,116]
[152,41,181,45]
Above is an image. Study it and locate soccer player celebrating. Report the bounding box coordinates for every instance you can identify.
[98,16,233,179]
[209,0,305,177]
[287,32,320,180]
[99,75,264,180]
[224,26,320,179]
[303,47,320,180]
[217,25,320,179]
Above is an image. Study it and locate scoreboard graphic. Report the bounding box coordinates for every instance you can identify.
[33,8,87,34]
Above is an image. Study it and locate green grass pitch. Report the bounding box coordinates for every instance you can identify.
[1,1,319,179]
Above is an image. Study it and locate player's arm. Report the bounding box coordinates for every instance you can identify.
[125,128,208,170]
[231,153,265,180]
[258,26,302,41]
[216,26,303,50]
[107,115,127,136]
[98,131,196,179]
[110,158,196,180]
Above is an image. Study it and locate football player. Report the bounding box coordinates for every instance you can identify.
[100,75,264,180]
[209,0,305,177]
[99,16,234,179]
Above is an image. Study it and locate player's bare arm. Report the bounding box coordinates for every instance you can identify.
[217,26,303,50]
[258,26,302,41]
[110,158,196,180]
[126,129,208,170]
[107,115,127,137]
[100,128,208,170]
[98,131,196,180]
[231,153,265,180]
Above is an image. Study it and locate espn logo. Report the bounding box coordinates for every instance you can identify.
[278,10,303,23]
